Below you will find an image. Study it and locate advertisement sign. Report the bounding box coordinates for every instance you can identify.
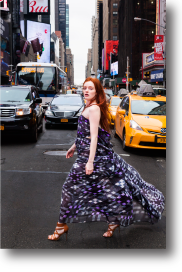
[156,0,166,35]
[151,69,164,82]
[0,0,8,10]
[111,61,118,76]
[0,16,9,40]
[146,52,154,65]
[154,35,164,61]
[28,0,50,14]
[27,20,50,63]
[104,40,119,72]
[0,49,10,75]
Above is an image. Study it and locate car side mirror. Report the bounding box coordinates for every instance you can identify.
[118,109,126,115]
[35,98,42,103]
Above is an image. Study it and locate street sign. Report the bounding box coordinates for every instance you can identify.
[122,78,127,83]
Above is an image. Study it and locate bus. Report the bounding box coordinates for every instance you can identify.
[15,62,67,108]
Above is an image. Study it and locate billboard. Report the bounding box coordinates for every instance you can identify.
[111,61,118,76]
[154,35,164,61]
[28,0,50,15]
[0,16,10,76]
[0,0,8,10]
[104,40,119,72]
[27,20,50,63]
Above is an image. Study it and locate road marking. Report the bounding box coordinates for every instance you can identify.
[3,170,69,174]
[119,154,130,156]
[36,143,74,146]
[43,151,77,156]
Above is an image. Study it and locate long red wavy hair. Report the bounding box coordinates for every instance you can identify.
[82,77,110,133]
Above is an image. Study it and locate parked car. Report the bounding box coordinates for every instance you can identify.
[153,87,166,96]
[108,96,122,125]
[114,86,166,150]
[0,85,43,142]
[104,89,114,97]
[44,94,85,129]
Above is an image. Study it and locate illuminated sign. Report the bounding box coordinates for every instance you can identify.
[27,20,50,63]
[104,40,119,72]
[21,67,36,73]
[111,61,118,76]
[28,0,50,14]
[146,52,155,65]
[21,67,44,73]
[0,0,9,11]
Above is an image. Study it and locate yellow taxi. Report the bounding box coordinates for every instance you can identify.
[108,96,122,125]
[114,90,166,150]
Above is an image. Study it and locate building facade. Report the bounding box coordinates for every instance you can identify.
[66,48,74,85]
[118,0,156,82]
[103,0,109,43]
[108,0,120,41]
[66,4,69,48]
[85,48,92,78]
[55,31,65,69]
[92,16,98,74]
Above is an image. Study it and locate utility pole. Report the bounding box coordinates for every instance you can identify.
[125,56,130,91]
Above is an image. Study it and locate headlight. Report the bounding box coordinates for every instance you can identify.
[16,108,32,116]
[45,110,54,116]
[111,111,116,115]
[130,120,143,131]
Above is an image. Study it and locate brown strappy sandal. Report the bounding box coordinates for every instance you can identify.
[103,224,120,238]
[48,222,69,241]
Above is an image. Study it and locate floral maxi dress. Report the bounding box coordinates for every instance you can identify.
[58,115,165,226]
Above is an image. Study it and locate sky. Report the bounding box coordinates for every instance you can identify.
[66,0,96,85]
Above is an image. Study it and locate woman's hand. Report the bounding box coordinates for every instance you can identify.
[85,161,94,175]
[66,147,75,159]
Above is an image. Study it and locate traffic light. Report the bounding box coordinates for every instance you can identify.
[6,70,9,76]
[65,67,67,72]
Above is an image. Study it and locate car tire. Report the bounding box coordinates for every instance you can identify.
[45,123,51,129]
[31,123,38,143]
[122,128,127,151]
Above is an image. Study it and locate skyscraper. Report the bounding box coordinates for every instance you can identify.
[57,0,66,49]
[66,4,69,48]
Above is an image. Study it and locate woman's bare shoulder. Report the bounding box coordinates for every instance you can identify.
[89,104,100,113]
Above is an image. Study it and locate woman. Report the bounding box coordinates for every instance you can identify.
[48,77,165,240]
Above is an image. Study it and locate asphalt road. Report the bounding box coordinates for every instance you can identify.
[1,121,166,249]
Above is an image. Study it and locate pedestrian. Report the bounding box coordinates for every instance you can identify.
[48,77,165,240]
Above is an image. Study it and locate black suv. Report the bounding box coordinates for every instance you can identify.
[0,85,43,142]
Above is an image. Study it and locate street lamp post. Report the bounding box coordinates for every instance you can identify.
[134,17,166,87]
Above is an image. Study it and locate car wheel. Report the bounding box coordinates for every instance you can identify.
[31,123,38,143]
[122,128,127,151]
[45,123,51,129]
[113,124,118,138]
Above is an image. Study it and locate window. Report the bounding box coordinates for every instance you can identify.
[113,12,118,16]
[120,97,129,114]
[113,35,117,40]
[113,27,117,33]
[113,3,118,8]
[113,19,117,25]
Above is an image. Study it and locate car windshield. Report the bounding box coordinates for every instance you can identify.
[52,96,83,106]
[153,88,166,96]
[111,97,121,106]
[0,88,32,102]
[131,100,166,115]
[105,90,113,96]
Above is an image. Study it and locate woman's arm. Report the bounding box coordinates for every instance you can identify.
[66,143,76,159]
[85,105,100,175]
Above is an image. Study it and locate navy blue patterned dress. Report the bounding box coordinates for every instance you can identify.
[59,115,165,226]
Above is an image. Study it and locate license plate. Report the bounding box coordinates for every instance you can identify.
[0,125,4,130]
[61,119,68,122]
[157,137,166,143]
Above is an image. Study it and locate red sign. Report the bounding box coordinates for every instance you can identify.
[122,78,126,83]
[29,0,48,13]
[104,40,119,72]
[154,35,164,61]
